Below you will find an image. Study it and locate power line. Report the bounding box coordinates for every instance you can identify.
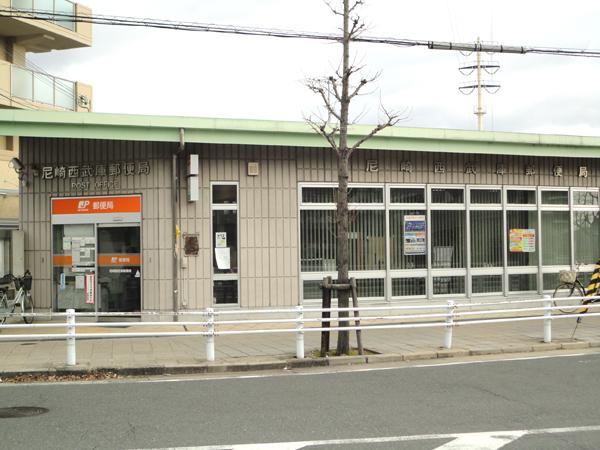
[3,7,600,58]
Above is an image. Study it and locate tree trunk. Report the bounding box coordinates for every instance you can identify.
[336,151,351,355]
[335,0,352,356]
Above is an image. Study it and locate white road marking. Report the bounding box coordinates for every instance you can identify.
[137,425,600,450]
[433,431,525,449]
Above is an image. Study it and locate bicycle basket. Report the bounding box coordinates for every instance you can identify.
[559,270,577,284]
[22,271,32,291]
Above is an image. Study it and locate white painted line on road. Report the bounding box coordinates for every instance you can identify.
[134,425,600,450]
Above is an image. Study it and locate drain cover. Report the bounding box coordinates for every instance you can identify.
[0,407,49,418]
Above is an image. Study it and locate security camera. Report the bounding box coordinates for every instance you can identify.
[8,157,24,173]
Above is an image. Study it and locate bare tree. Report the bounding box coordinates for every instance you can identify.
[306,0,402,355]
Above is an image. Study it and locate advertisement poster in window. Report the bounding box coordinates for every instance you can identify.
[404,215,426,255]
[509,229,536,252]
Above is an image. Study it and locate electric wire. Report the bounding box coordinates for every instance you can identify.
[2,7,600,58]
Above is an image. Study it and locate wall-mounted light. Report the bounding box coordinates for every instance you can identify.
[8,157,27,185]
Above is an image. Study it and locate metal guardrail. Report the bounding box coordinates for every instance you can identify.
[1,295,600,367]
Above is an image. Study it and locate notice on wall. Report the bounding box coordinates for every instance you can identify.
[84,273,95,304]
[509,229,536,253]
[403,215,427,256]
[215,232,227,248]
[75,275,85,290]
[215,247,230,270]
[63,237,72,251]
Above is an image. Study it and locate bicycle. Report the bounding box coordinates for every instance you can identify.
[0,270,34,324]
[552,262,600,314]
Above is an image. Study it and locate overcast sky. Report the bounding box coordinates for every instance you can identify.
[28,0,600,136]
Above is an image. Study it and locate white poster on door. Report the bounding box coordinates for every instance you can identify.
[215,232,227,248]
[215,247,230,269]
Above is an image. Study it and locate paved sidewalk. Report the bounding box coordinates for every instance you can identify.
[1,314,599,376]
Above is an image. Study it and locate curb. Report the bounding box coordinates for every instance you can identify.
[1,339,599,381]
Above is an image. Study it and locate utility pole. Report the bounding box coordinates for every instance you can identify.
[459,37,500,131]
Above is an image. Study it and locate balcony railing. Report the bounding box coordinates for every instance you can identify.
[11,64,75,110]
[11,0,76,31]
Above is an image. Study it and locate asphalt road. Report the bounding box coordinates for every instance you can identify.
[2,351,600,449]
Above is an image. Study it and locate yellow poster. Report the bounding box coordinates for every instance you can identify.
[509,229,536,253]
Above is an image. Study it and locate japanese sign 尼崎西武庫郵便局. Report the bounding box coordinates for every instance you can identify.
[403,215,426,255]
[509,229,536,253]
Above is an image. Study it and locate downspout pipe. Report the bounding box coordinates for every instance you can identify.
[172,128,185,320]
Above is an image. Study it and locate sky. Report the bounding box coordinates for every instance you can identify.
[28,0,600,136]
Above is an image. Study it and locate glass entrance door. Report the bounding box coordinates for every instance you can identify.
[97,225,141,312]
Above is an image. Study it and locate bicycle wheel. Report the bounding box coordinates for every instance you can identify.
[21,292,34,324]
[0,293,9,324]
[553,283,586,314]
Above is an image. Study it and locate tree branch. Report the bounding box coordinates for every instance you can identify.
[348,105,406,154]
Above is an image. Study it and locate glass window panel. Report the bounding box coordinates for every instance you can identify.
[348,187,383,203]
[574,191,599,206]
[302,187,336,203]
[389,210,426,270]
[470,210,502,267]
[348,210,386,270]
[35,0,54,12]
[303,280,326,300]
[542,211,570,265]
[300,209,385,272]
[302,279,383,299]
[472,275,503,294]
[508,274,537,292]
[432,210,465,268]
[54,78,75,110]
[355,279,384,298]
[392,278,426,297]
[12,0,33,10]
[390,188,425,204]
[543,273,561,291]
[212,185,237,204]
[11,66,33,101]
[431,188,464,203]
[470,189,501,204]
[507,190,536,204]
[541,190,568,205]
[507,210,538,266]
[33,72,54,105]
[213,280,238,304]
[433,276,465,295]
[300,210,336,272]
[54,0,76,30]
[574,211,600,265]
[212,210,238,274]
[97,227,140,254]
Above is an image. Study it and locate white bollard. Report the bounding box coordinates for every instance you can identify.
[205,307,215,362]
[444,300,455,349]
[66,308,76,366]
[295,305,304,359]
[543,295,552,343]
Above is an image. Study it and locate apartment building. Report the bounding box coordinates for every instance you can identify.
[0,0,92,276]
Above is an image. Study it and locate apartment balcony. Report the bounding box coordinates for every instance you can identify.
[0,0,92,52]
[0,60,91,111]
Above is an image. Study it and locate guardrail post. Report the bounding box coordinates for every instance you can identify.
[543,295,552,343]
[205,308,215,362]
[66,308,76,366]
[295,305,304,359]
[444,300,455,349]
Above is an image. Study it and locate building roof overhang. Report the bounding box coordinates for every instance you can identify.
[1,110,600,158]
